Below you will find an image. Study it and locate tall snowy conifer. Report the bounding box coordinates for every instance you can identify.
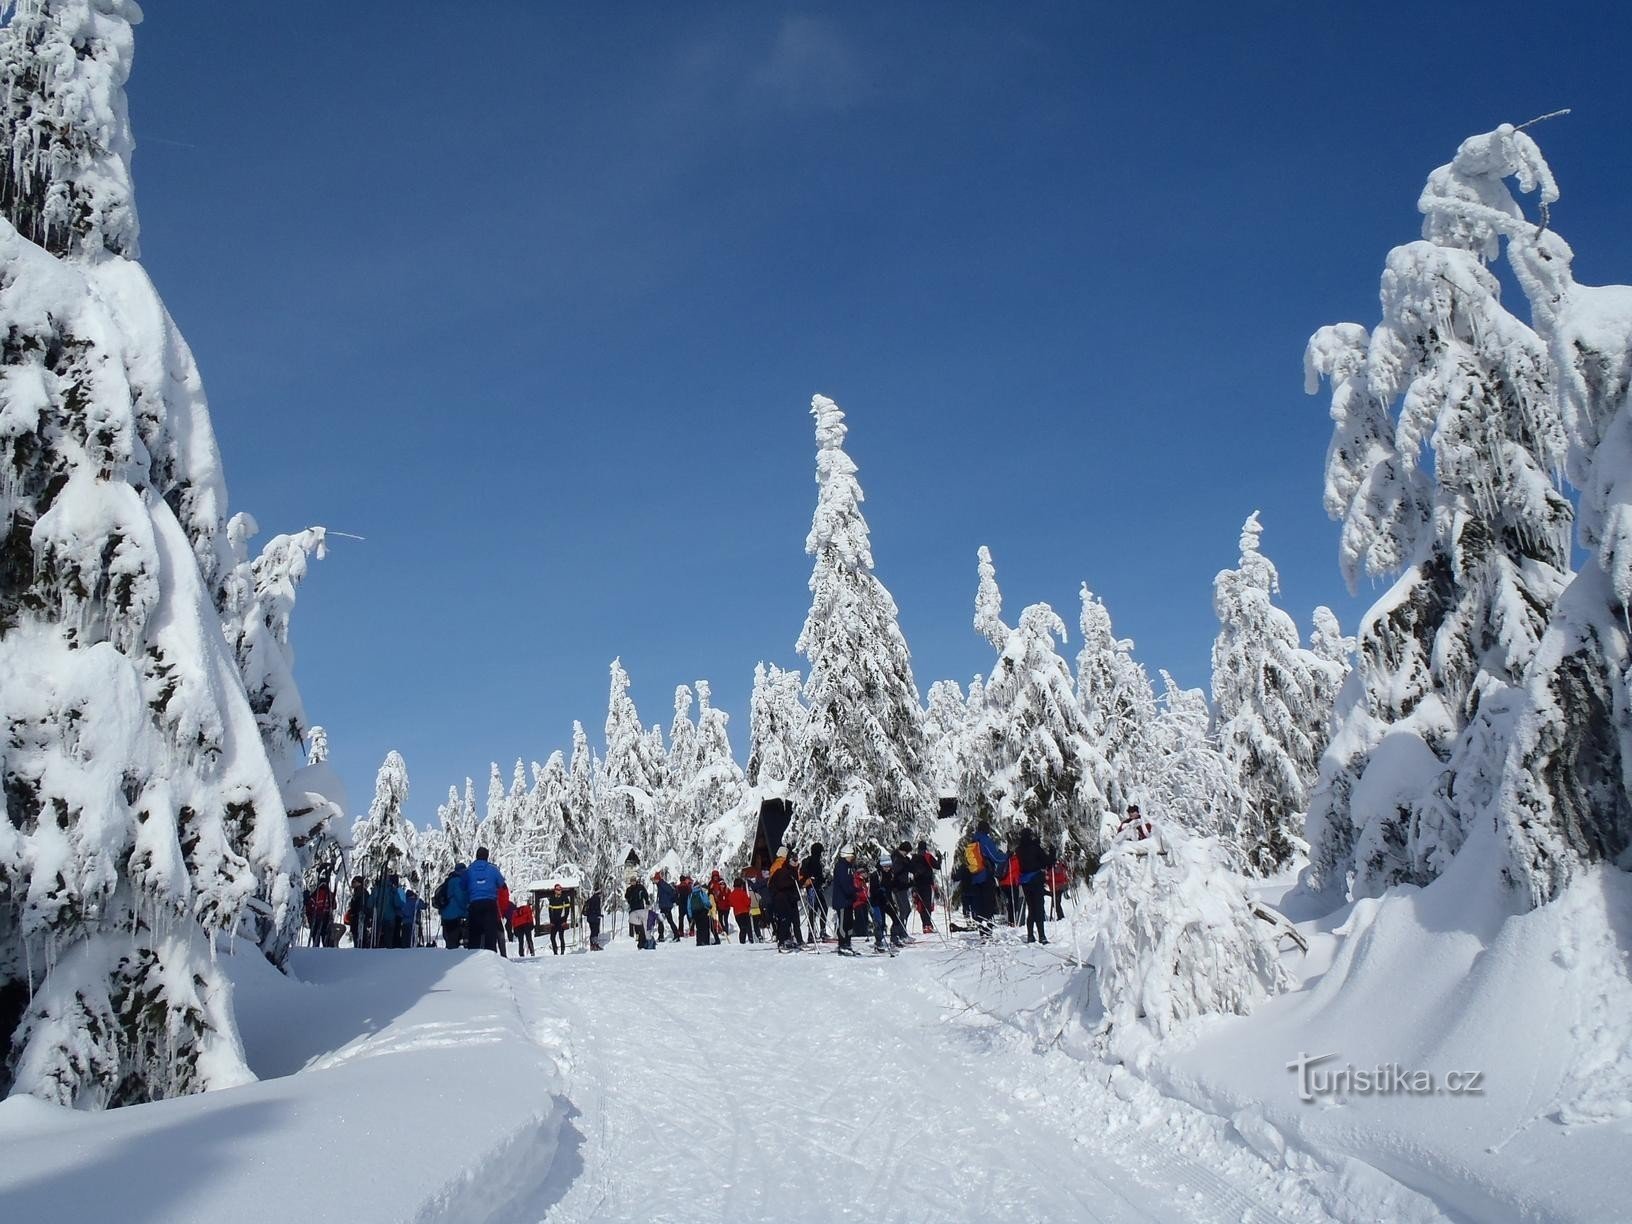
[793,395,929,848]
[1470,131,1632,905]
[517,754,567,882]
[0,0,304,1106]
[350,752,413,886]
[597,660,663,878]
[923,680,970,804]
[746,662,804,792]
[1076,584,1156,818]
[1210,514,1325,874]
[959,549,1107,860]
[560,721,597,870]
[687,680,747,867]
[1304,124,1573,898]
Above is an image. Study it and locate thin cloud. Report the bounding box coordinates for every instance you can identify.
[749,14,871,114]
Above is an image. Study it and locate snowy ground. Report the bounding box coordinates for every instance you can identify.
[4,884,1625,1223]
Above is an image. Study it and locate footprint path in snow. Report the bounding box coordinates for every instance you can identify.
[509,940,1354,1224]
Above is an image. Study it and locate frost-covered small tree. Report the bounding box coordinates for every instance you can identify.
[433,786,470,866]
[1210,513,1326,874]
[1082,822,1292,1041]
[793,395,930,848]
[0,0,304,1108]
[662,684,700,858]
[959,549,1107,860]
[1076,584,1156,819]
[1305,606,1353,764]
[1145,671,1238,845]
[351,751,413,886]
[1304,123,1574,898]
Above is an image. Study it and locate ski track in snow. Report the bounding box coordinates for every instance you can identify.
[509,937,1348,1224]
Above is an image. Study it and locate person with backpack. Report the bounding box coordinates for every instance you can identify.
[910,841,938,934]
[1048,852,1070,920]
[584,886,604,950]
[800,842,829,940]
[1016,826,1049,944]
[512,898,537,957]
[964,820,1007,939]
[676,874,695,938]
[655,871,679,942]
[626,876,652,949]
[1000,839,1023,927]
[546,883,572,955]
[830,845,860,955]
[889,843,916,943]
[463,847,506,952]
[434,864,469,950]
[688,878,715,947]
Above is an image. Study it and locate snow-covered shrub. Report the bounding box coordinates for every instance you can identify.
[1083,823,1292,1038]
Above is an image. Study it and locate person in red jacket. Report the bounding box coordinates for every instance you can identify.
[727,877,754,943]
[1000,844,1022,926]
[708,871,731,937]
[511,900,536,957]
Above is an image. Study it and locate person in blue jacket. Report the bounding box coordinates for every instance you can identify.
[434,863,469,949]
[655,871,679,943]
[463,847,506,952]
[830,845,859,955]
[967,819,1007,939]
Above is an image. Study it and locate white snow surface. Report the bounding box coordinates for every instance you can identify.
[4,867,1628,1223]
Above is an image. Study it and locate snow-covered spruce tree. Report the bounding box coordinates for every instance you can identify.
[433,785,468,863]
[1210,513,1326,874]
[1145,671,1238,845]
[1479,137,1632,905]
[1305,606,1353,765]
[959,549,1108,862]
[1082,821,1292,1042]
[1303,125,1573,899]
[793,395,930,850]
[662,684,700,860]
[517,753,567,882]
[560,721,598,870]
[1076,583,1156,819]
[745,661,804,792]
[220,515,332,877]
[687,680,747,867]
[350,752,413,886]
[0,0,306,1107]
[459,777,480,857]
[922,679,969,806]
[596,660,663,884]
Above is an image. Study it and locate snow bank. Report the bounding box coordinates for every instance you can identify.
[1141,826,1632,1222]
[0,948,574,1224]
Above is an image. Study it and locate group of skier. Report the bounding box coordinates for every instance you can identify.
[312,811,1110,957]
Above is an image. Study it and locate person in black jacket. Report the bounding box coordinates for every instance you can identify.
[584,887,604,950]
[768,846,801,950]
[830,846,859,954]
[1017,826,1049,944]
[625,878,651,948]
[910,841,938,934]
[800,843,829,940]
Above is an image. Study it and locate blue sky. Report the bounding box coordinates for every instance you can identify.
[124,2,1632,823]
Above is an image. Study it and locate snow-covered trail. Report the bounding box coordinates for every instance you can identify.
[515,937,1338,1224]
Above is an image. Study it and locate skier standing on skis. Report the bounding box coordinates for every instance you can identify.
[890,843,916,942]
[910,841,938,934]
[964,820,1006,939]
[800,842,829,940]
[654,871,678,942]
[546,883,572,955]
[769,845,801,950]
[463,847,506,952]
[584,886,604,950]
[831,845,859,954]
[1017,826,1049,944]
[728,876,754,943]
[688,879,715,947]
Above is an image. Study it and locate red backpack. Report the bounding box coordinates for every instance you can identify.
[852,868,870,909]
